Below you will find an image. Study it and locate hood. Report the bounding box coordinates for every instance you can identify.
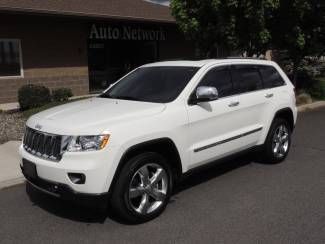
[27,98,166,135]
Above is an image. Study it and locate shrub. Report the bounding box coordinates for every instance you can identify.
[18,84,51,110]
[307,78,325,100]
[296,92,312,105]
[52,88,73,102]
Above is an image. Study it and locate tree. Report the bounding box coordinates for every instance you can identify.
[170,0,279,58]
[270,0,325,84]
[171,0,324,86]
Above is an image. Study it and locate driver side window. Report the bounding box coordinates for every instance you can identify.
[199,66,233,98]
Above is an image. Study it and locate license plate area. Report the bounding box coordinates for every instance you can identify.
[22,159,38,179]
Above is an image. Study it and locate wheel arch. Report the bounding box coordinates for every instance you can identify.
[273,107,295,131]
[109,138,183,193]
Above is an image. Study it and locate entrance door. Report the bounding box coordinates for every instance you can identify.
[88,40,158,91]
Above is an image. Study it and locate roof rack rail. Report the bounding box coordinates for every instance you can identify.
[225,56,267,60]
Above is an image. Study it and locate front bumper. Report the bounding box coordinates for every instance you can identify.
[21,163,109,208]
[19,143,123,195]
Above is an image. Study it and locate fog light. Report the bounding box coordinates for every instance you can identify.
[68,173,86,184]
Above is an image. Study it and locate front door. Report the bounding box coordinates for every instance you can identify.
[186,65,243,169]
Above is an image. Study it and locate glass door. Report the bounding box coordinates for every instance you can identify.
[88,40,158,92]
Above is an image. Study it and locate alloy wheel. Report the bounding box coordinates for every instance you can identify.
[272,124,289,158]
[128,163,168,215]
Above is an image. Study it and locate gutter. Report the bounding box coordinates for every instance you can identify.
[0,6,176,24]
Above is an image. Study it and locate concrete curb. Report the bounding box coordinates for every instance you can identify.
[0,177,25,190]
[298,101,325,112]
[0,141,24,191]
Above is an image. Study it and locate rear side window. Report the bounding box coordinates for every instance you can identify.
[259,66,285,88]
[199,66,233,98]
[231,65,263,93]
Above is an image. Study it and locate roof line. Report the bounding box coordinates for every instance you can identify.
[0,6,176,23]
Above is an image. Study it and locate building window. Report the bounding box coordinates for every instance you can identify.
[0,39,23,78]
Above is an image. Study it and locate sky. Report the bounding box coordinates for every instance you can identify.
[143,0,170,6]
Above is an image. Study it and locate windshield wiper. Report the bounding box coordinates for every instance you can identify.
[99,93,111,98]
[111,95,140,101]
[100,94,140,101]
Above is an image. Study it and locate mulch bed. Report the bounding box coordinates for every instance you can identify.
[0,113,26,144]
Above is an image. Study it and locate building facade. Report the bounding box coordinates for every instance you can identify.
[0,0,195,104]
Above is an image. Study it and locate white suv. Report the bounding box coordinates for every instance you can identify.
[20,59,297,223]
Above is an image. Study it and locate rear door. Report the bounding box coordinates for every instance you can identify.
[229,64,270,145]
[257,65,288,140]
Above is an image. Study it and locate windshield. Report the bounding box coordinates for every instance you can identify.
[100,66,199,103]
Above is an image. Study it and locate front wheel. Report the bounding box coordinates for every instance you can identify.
[110,152,173,224]
[260,118,292,164]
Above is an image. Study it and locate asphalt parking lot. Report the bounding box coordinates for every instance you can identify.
[1,108,325,244]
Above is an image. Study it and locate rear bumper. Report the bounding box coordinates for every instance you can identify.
[21,164,109,208]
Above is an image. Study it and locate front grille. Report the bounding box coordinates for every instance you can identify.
[23,127,62,161]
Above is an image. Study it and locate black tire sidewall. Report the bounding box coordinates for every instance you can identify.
[264,118,292,163]
[111,152,173,223]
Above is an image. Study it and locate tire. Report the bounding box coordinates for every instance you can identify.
[260,118,292,164]
[110,152,173,224]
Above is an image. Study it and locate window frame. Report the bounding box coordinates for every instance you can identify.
[188,65,236,102]
[230,64,264,95]
[0,39,24,79]
[258,65,286,89]
[197,65,234,98]
[187,63,288,104]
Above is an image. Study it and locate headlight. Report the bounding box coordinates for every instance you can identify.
[66,135,110,152]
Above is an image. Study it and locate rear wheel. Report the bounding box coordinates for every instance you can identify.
[260,118,291,164]
[110,152,173,223]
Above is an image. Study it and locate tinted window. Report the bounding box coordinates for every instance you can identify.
[231,65,263,93]
[101,66,199,103]
[0,39,22,77]
[199,66,233,98]
[259,66,285,88]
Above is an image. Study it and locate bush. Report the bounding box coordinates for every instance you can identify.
[296,92,313,105]
[18,84,51,110]
[52,88,73,102]
[307,78,325,100]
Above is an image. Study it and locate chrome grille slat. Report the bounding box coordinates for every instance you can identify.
[23,127,62,161]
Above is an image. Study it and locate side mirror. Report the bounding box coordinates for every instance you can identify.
[190,86,219,104]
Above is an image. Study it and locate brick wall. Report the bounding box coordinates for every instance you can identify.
[0,14,89,104]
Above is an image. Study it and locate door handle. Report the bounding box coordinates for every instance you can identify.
[228,101,240,107]
[265,93,274,98]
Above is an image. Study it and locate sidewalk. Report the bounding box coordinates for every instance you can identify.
[0,141,24,189]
